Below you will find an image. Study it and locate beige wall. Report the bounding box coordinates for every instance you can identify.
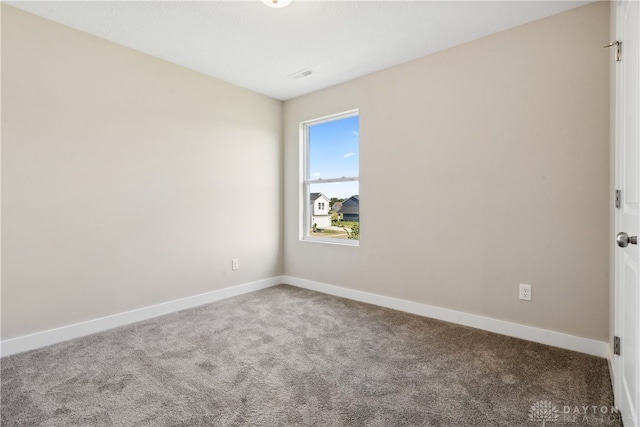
[284,2,610,341]
[1,6,283,339]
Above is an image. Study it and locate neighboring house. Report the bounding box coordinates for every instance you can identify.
[338,195,359,222]
[310,192,332,228]
[331,201,343,220]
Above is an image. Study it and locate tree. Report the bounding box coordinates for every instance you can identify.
[344,223,359,240]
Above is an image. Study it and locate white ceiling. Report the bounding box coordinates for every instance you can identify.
[7,0,592,101]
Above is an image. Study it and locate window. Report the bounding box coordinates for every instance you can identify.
[302,110,359,243]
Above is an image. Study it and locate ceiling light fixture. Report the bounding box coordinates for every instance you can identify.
[261,0,292,8]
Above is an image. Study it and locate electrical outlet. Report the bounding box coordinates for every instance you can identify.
[519,284,531,301]
[232,259,239,271]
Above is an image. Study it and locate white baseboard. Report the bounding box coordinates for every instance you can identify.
[282,275,609,358]
[0,276,282,357]
[2,275,610,360]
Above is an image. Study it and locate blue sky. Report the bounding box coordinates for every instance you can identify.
[309,115,359,200]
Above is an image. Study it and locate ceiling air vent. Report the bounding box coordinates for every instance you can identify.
[288,68,315,80]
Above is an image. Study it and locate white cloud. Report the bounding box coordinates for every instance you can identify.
[312,172,321,177]
[352,130,359,138]
[343,152,356,159]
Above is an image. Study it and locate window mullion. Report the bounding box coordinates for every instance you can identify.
[307,177,359,184]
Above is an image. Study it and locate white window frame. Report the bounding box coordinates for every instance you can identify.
[301,109,359,246]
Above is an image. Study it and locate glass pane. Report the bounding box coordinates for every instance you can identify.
[309,182,359,240]
[309,115,359,180]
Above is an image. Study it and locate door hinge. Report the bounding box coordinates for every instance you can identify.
[604,41,622,62]
[614,336,621,355]
[615,189,621,209]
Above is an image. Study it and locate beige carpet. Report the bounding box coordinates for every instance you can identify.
[1,285,621,426]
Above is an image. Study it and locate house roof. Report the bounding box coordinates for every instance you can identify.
[310,192,329,203]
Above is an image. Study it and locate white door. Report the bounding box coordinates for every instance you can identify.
[614,1,640,426]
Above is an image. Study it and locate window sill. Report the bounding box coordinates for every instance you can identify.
[300,236,359,246]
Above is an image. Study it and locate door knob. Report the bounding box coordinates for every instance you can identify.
[617,232,638,248]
